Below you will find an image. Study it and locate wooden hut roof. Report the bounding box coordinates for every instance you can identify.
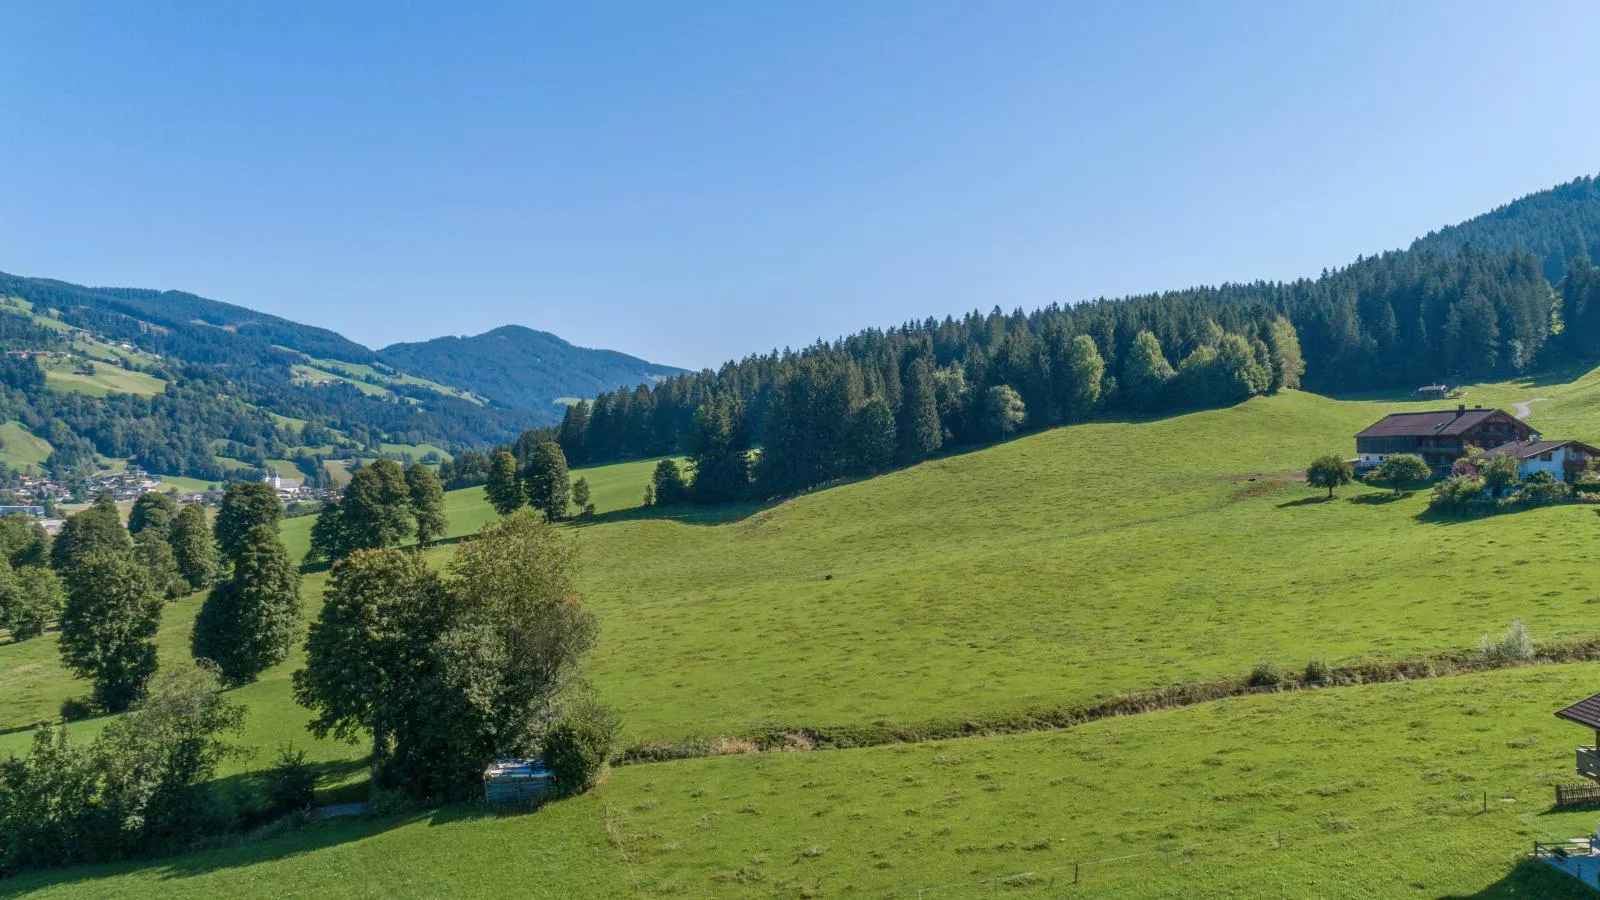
[1555,692,1600,730]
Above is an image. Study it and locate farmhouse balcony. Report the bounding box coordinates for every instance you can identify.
[1577,746,1600,781]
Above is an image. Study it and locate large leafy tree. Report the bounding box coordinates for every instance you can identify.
[192,524,301,685]
[1306,455,1353,499]
[133,530,188,600]
[339,459,413,552]
[127,492,179,537]
[213,482,282,562]
[521,441,570,521]
[484,450,524,515]
[58,551,163,712]
[50,495,128,572]
[0,565,64,641]
[169,505,218,590]
[1119,330,1176,411]
[405,462,448,545]
[0,515,49,569]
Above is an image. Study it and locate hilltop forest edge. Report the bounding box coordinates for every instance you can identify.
[432,177,1600,503]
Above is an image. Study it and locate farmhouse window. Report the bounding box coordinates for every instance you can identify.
[1540,452,1553,461]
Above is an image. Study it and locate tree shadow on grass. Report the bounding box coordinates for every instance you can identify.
[1277,495,1334,508]
[1349,490,1414,504]
[1438,856,1595,898]
[0,795,542,896]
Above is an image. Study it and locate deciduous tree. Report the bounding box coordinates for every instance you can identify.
[192,525,301,685]
[58,551,163,712]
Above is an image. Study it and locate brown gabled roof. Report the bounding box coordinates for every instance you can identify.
[1469,439,1600,461]
[1557,692,1600,730]
[1355,408,1519,439]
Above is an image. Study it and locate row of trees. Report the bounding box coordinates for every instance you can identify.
[308,460,447,563]
[484,441,593,520]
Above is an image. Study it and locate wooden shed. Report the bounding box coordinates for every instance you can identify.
[483,757,555,807]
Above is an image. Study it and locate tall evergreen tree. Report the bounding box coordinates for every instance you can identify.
[404,463,447,545]
[214,482,282,561]
[485,450,524,515]
[192,524,301,685]
[848,397,898,474]
[651,458,689,506]
[57,550,163,712]
[896,356,941,462]
[522,442,571,521]
[556,400,591,465]
[687,394,750,504]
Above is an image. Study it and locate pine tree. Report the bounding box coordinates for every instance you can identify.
[58,550,163,712]
[522,442,571,521]
[848,397,897,474]
[192,524,301,685]
[687,394,750,504]
[556,400,591,465]
[652,459,689,506]
[214,482,282,561]
[169,504,219,590]
[404,463,448,545]
[896,356,941,462]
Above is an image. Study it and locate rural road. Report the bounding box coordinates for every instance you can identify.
[1512,398,1550,418]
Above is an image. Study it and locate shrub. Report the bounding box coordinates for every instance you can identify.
[1246,660,1284,688]
[1511,480,1570,508]
[544,696,621,796]
[1524,469,1556,485]
[1479,621,1533,663]
[264,746,317,818]
[1428,475,1492,517]
[1302,658,1332,685]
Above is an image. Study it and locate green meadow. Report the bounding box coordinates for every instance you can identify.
[8,367,1600,894]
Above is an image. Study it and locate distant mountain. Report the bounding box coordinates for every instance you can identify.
[380,326,685,413]
[1411,174,1600,284]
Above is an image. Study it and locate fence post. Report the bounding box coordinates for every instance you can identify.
[1482,791,1487,813]
[1074,862,1080,884]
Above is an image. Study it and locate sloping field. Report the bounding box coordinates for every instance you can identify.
[7,661,1599,898]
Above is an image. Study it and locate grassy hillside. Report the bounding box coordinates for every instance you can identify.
[9,370,1600,895]
[6,662,1599,898]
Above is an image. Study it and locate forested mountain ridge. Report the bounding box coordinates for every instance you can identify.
[551,175,1600,502]
[0,272,674,483]
[379,325,685,413]
[1411,174,1600,284]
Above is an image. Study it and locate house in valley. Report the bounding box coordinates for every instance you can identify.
[1539,695,1600,887]
[1354,406,1535,472]
[1468,440,1600,483]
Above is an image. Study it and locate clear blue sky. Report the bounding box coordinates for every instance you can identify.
[3,1,1597,369]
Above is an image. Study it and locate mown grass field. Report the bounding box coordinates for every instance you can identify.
[42,363,166,398]
[7,662,1600,898]
[8,368,1600,895]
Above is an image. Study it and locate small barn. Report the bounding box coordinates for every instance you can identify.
[1414,384,1451,399]
[483,757,555,807]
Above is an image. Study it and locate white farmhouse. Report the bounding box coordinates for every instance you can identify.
[1468,440,1600,482]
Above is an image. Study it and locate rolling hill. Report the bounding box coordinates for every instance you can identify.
[379,325,685,413]
[10,365,1600,896]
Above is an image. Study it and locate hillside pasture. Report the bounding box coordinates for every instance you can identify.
[6,660,1599,898]
[0,420,53,470]
[42,362,165,397]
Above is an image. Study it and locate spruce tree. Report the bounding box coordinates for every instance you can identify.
[848,397,897,474]
[651,459,689,506]
[214,482,282,561]
[522,442,570,521]
[192,524,301,685]
[485,450,524,515]
[169,504,219,590]
[896,356,941,462]
[556,399,591,465]
[404,462,448,545]
[58,550,163,712]
[687,394,750,504]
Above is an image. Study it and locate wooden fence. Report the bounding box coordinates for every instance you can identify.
[1554,782,1600,808]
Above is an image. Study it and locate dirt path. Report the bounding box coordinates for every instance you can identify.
[1513,398,1549,418]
